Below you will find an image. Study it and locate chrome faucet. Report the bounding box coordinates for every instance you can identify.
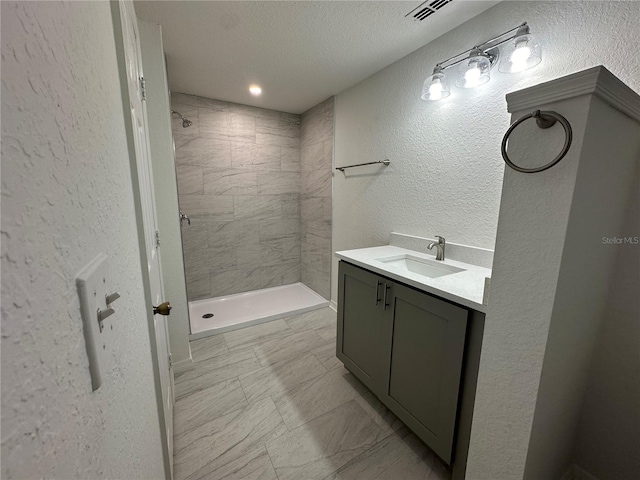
[427,236,446,261]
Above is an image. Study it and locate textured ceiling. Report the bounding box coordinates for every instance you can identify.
[134,1,500,113]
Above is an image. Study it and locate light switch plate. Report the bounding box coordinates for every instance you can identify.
[76,253,116,391]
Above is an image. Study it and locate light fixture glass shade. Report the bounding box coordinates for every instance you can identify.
[499,33,542,73]
[421,71,450,101]
[455,54,491,88]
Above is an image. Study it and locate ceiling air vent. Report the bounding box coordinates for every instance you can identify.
[406,0,454,21]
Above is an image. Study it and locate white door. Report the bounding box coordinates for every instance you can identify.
[117,0,174,474]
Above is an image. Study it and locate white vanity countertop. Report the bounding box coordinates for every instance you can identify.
[335,245,491,313]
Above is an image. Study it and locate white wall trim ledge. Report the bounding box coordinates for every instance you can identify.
[506,65,640,122]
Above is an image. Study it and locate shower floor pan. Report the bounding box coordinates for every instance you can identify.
[188,282,329,340]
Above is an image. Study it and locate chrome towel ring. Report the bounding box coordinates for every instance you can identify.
[501,109,572,173]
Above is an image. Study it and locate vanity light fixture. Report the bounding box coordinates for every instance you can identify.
[421,22,542,101]
[499,24,542,73]
[421,66,450,101]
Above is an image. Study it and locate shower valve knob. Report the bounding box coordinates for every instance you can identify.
[153,302,172,316]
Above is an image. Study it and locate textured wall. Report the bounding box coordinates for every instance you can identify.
[0,2,165,479]
[139,20,191,365]
[300,98,334,300]
[573,172,640,480]
[332,1,640,478]
[171,93,302,301]
[332,0,640,303]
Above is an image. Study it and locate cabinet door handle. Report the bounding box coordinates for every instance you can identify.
[383,283,390,310]
[375,280,382,305]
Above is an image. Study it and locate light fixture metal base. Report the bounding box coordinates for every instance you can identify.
[484,46,500,69]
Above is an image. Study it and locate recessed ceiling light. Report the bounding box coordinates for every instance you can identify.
[249,85,262,96]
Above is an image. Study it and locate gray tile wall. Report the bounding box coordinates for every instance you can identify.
[172,93,302,301]
[300,98,334,300]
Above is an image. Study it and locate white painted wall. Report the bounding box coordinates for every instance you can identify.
[572,171,640,480]
[332,0,640,303]
[1,2,165,478]
[332,2,640,478]
[139,19,192,366]
[466,70,640,480]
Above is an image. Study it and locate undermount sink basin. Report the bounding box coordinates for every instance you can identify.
[375,254,465,279]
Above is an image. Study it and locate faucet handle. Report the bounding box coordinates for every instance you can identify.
[435,235,445,244]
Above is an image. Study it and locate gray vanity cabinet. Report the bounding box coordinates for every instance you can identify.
[336,260,470,465]
[336,261,392,397]
[383,280,468,464]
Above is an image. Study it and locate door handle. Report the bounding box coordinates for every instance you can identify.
[153,301,172,316]
[375,280,382,305]
[383,283,390,310]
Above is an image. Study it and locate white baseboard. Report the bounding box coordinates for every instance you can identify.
[172,356,193,374]
[572,465,601,480]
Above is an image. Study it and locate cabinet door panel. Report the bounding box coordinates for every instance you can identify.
[386,283,468,464]
[337,262,390,395]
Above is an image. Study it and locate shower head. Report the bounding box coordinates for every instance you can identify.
[171,110,193,128]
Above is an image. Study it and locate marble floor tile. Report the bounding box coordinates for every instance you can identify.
[172,310,449,480]
[174,397,287,480]
[323,427,451,480]
[223,319,291,352]
[285,308,336,334]
[311,342,344,371]
[175,348,261,399]
[174,378,248,437]
[198,446,277,480]
[239,353,327,404]
[354,391,405,437]
[273,367,367,431]
[252,329,326,367]
[316,322,337,343]
[190,334,228,363]
[265,399,384,480]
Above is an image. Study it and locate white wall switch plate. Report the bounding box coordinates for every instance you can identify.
[76,253,118,391]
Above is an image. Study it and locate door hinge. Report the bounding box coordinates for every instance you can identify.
[155,230,160,248]
[139,76,146,101]
[168,353,173,369]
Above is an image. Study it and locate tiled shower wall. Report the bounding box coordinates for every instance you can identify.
[171,93,302,301]
[300,98,334,300]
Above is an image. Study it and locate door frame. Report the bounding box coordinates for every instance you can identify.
[110,2,172,478]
